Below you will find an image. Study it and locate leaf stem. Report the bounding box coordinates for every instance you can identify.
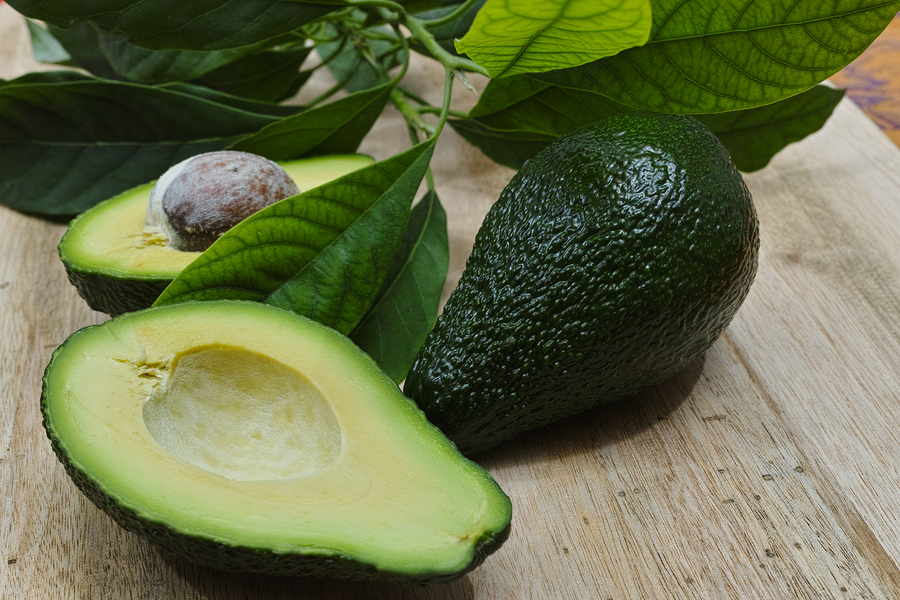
[403,14,488,77]
[391,86,435,137]
[417,105,468,119]
[432,67,455,139]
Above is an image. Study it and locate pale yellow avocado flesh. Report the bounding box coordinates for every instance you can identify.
[60,154,375,279]
[42,301,511,578]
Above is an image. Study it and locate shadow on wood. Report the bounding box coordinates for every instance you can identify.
[475,354,706,469]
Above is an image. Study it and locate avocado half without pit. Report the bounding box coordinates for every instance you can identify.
[58,152,374,316]
[41,300,512,584]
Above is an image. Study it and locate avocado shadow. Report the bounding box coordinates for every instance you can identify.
[157,548,477,600]
[471,355,706,470]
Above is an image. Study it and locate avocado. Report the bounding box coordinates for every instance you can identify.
[41,300,511,584]
[405,112,759,454]
[58,154,374,317]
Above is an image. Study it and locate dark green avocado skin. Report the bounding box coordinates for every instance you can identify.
[404,112,759,455]
[43,431,508,584]
[62,264,169,317]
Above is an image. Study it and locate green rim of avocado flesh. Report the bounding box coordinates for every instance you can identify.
[41,300,512,584]
[58,154,375,317]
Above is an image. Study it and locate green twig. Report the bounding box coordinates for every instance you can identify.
[403,14,488,77]
[432,67,455,139]
[390,86,435,137]
[417,105,468,119]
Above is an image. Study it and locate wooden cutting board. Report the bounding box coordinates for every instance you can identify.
[5,7,900,599]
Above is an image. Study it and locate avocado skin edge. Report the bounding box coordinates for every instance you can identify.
[405,112,760,455]
[61,263,170,317]
[39,312,511,586]
[44,434,509,584]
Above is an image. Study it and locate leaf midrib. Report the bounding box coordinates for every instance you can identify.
[494,0,576,78]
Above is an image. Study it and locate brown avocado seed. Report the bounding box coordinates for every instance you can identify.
[146,151,300,252]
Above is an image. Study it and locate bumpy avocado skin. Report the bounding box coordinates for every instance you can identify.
[405,112,759,455]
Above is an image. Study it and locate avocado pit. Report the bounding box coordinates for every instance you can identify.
[146,151,300,252]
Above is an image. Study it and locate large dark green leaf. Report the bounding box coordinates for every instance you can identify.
[456,0,651,78]
[231,81,394,159]
[537,0,900,114]
[468,74,631,134]
[0,74,280,215]
[698,85,846,172]
[457,78,845,171]
[96,31,248,83]
[154,141,436,335]
[46,22,121,80]
[351,189,449,383]
[159,83,306,118]
[448,119,557,169]
[6,0,336,51]
[193,48,314,102]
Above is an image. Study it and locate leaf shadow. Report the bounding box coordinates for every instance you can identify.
[472,355,706,470]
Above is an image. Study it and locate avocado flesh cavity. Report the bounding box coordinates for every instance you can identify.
[405,112,759,454]
[41,301,511,584]
[59,154,374,317]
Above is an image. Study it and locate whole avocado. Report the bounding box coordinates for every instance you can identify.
[405,112,759,454]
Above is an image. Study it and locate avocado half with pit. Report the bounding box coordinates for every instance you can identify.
[41,300,512,584]
[58,154,374,317]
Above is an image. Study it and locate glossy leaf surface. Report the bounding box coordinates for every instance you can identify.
[697,85,846,172]
[6,0,335,51]
[456,78,845,172]
[352,190,449,383]
[455,0,651,78]
[0,74,279,215]
[537,0,900,113]
[231,82,394,160]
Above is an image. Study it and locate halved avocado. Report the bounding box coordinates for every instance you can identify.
[41,300,512,584]
[59,154,374,317]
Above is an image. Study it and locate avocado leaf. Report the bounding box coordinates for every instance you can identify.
[448,119,559,170]
[535,0,900,114]
[468,74,632,134]
[158,83,306,118]
[0,74,282,215]
[697,85,846,172]
[24,20,71,64]
[230,81,394,160]
[6,0,337,51]
[455,0,652,78]
[408,0,486,58]
[44,22,121,80]
[317,23,405,94]
[154,140,436,335]
[94,31,249,84]
[454,80,847,172]
[351,189,449,383]
[192,48,315,102]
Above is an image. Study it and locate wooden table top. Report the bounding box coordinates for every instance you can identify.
[3,6,900,600]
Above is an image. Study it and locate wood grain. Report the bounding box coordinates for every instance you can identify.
[4,6,900,599]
